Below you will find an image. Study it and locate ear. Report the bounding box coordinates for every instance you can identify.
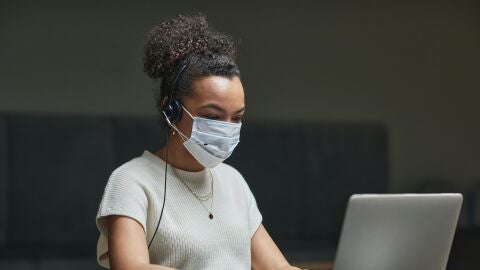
[161,96,169,108]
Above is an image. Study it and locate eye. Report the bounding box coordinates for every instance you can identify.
[202,114,219,120]
[231,114,244,123]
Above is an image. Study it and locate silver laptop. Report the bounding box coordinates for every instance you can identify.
[333,193,463,270]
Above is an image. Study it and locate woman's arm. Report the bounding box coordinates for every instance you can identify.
[109,217,300,270]
[251,224,302,270]
[107,215,176,270]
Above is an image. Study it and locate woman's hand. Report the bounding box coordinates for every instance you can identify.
[251,224,303,270]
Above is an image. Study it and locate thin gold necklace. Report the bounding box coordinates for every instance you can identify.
[176,168,215,219]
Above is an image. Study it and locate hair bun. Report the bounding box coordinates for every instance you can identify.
[143,13,237,79]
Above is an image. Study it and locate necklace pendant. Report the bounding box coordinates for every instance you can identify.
[209,213,213,219]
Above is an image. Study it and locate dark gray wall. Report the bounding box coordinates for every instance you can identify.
[1,0,479,192]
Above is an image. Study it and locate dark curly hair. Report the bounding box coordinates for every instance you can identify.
[143,13,241,123]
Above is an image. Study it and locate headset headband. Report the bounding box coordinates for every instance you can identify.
[162,59,191,124]
[169,60,191,103]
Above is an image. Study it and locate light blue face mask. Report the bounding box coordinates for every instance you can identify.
[165,105,242,168]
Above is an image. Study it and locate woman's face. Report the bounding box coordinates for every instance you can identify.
[176,75,245,137]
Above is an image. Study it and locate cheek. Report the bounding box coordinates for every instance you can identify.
[176,111,194,137]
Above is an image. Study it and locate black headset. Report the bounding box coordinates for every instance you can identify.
[162,61,190,124]
[148,60,190,249]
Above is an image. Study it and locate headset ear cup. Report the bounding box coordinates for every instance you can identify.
[163,99,183,124]
[171,99,183,123]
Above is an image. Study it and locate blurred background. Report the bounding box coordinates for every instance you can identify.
[0,0,479,269]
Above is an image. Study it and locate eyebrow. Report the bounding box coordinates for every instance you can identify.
[198,103,245,114]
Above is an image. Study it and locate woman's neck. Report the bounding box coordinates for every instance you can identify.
[154,133,204,172]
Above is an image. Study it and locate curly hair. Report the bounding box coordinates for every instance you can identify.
[143,13,241,121]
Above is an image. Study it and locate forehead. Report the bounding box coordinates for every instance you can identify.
[187,76,244,105]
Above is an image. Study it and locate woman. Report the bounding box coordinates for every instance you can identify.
[95,14,302,270]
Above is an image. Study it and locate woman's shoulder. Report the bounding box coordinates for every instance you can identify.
[215,162,243,179]
[108,151,164,185]
[215,163,252,191]
[215,163,259,211]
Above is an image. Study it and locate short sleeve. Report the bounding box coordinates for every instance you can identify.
[242,179,263,238]
[95,165,149,268]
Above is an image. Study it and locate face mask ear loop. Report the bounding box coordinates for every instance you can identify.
[181,105,195,120]
[162,111,189,142]
[163,107,204,147]
[178,105,207,147]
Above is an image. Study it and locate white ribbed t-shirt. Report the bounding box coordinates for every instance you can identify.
[96,150,262,269]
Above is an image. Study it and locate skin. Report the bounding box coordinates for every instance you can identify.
[107,76,301,270]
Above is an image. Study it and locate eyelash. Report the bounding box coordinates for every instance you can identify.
[232,115,244,122]
[203,115,219,120]
[201,115,244,122]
